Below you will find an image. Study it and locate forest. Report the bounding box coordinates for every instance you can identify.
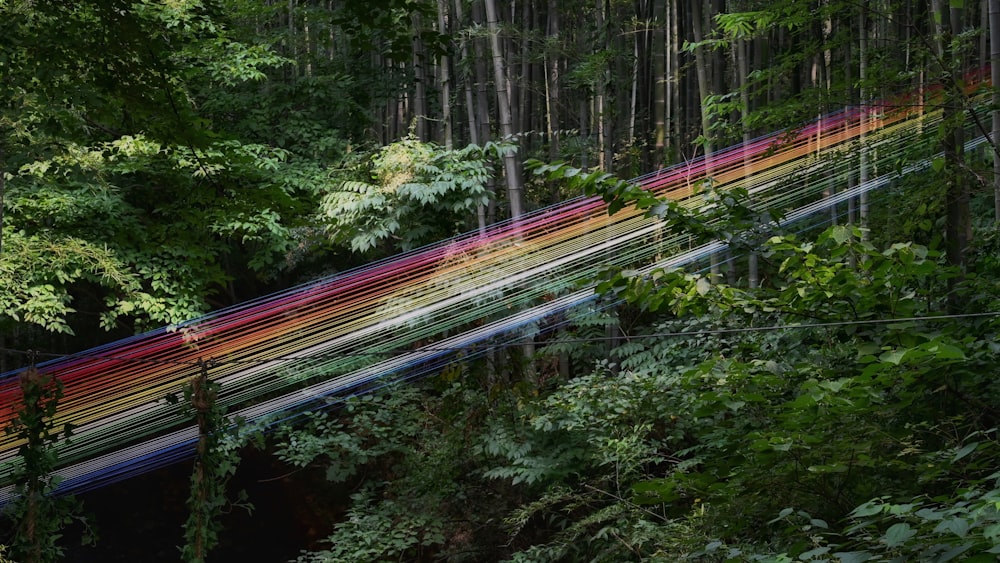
[3,0,1000,561]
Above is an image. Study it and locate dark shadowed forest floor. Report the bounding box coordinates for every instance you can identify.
[64,450,340,562]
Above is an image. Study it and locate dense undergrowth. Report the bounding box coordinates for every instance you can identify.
[270,216,1000,562]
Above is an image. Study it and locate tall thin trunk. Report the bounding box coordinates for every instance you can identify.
[437,0,453,148]
[629,21,639,144]
[668,0,678,159]
[931,0,971,279]
[472,0,498,224]
[653,0,667,164]
[859,1,870,234]
[545,0,561,164]
[485,0,525,218]
[991,0,1000,222]
[518,0,532,137]
[303,9,312,77]
[947,0,970,272]
[735,13,758,287]
[595,0,612,170]
[411,12,429,140]
[459,0,492,231]
[288,0,298,82]
[690,0,713,155]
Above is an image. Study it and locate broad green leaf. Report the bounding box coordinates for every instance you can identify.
[851,501,883,518]
[878,348,908,365]
[952,442,979,463]
[883,522,916,547]
[932,516,970,538]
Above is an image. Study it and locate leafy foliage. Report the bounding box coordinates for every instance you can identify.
[320,138,495,253]
[0,231,139,333]
[293,487,446,563]
[180,372,263,563]
[2,366,93,562]
[321,223,992,561]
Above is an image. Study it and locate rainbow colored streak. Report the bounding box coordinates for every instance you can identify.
[0,73,990,498]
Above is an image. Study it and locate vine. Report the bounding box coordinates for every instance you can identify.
[4,355,92,562]
[180,359,257,563]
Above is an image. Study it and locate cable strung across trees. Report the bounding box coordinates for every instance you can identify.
[0,76,991,501]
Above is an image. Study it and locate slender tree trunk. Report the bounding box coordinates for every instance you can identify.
[946,0,970,272]
[931,0,971,280]
[691,0,713,156]
[485,0,525,218]
[668,0,678,159]
[303,8,313,77]
[472,0,498,224]
[518,0,532,137]
[411,11,429,140]
[990,0,1000,221]
[652,0,667,164]
[438,0,453,148]
[594,0,611,170]
[545,0,561,165]
[629,20,639,145]
[733,11,758,287]
[288,0,298,82]
[859,1,870,235]
[455,0,489,232]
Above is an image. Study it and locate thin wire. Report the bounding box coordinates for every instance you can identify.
[2,311,997,364]
[0,82,990,501]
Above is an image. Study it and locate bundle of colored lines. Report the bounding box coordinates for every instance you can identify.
[0,79,989,501]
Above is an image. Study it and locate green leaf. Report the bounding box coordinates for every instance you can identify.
[878,348,908,365]
[951,442,978,463]
[933,517,969,538]
[696,276,712,296]
[883,522,916,548]
[851,501,883,518]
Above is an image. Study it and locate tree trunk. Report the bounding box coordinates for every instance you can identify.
[990,0,1000,221]
[455,0,488,231]
[734,7,757,288]
[652,0,666,165]
[594,0,612,171]
[485,0,525,218]
[518,0,533,138]
[946,0,970,272]
[472,0,498,224]
[690,0,713,156]
[859,1,870,234]
[411,11,429,140]
[668,0,678,158]
[545,0,561,165]
[931,0,971,280]
[437,0,453,148]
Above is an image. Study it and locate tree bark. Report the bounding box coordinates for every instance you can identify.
[652,0,666,164]
[545,0,561,165]
[690,0,713,155]
[437,0,453,148]
[931,0,971,280]
[990,0,1000,221]
[411,11,429,140]
[859,1,870,235]
[485,0,525,218]
[471,0,498,225]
